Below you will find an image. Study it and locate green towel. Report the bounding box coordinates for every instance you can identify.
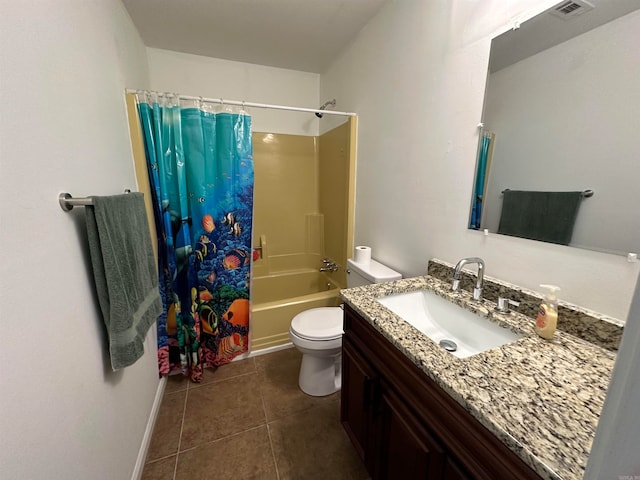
[85,193,162,370]
[498,190,583,245]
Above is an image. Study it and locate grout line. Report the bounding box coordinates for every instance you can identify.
[177,424,267,455]
[187,369,258,390]
[158,352,286,479]
[266,423,281,480]
[143,453,177,465]
[261,383,280,480]
[172,385,189,480]
[177,357,265,455]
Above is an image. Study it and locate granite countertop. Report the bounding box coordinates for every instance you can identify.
[340,275,616,480]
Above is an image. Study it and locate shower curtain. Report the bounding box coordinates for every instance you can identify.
[469,131,493,230]
[136,92,254,381]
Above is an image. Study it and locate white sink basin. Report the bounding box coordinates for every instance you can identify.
[377,290,523,358]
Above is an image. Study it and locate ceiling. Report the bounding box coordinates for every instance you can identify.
[490,0,640,72]
[122,0,388,74]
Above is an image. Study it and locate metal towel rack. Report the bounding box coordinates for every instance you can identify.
[501,189,594,198]
[59,190,131,211]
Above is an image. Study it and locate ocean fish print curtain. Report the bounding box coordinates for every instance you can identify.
[136,92,253,382]
[469,131,493,230]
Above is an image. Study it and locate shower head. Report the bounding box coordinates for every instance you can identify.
[315,99,336,118]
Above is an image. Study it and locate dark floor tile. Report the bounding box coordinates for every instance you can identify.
[255,347,329,421]
[165,374,189,394]
[146,349,366,480]
[141,455,176,480]
[147,391,186,462]
[192,357,257,388]
[180,373,266,451]
[175,426,277,480]
[269,395,368,480]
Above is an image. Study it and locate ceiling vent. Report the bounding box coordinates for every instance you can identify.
[549,0,595,20]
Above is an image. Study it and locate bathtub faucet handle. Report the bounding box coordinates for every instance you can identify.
[320,258,339,272]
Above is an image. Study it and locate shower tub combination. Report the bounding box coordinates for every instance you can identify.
[250,269,342,350]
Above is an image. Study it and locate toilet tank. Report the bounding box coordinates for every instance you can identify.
[346,258,402,288]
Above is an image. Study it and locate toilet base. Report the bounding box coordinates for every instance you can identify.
[298,352,342,397]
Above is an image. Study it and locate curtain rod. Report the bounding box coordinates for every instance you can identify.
[126,89,356,117]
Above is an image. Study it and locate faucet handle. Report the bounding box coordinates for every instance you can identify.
[496,296,520,313]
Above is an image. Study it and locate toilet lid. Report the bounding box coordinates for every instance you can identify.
[291,307,343,341]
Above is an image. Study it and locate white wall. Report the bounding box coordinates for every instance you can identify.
[585,269,640,478]
[0,2,157,479]
[147,48,321,136]
[320,0,639,321]
[482,11,640,255]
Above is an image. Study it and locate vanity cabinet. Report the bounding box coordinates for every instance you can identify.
[341,304,541,480]
[375,379,447,478]
[341,338,376,463]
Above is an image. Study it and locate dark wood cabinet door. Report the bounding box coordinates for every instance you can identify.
[341,337,377,466]
[442,457,473,480]
[375,382,445,480]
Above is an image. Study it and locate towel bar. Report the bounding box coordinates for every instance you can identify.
[501,189,593,198]
[59,190,132,211]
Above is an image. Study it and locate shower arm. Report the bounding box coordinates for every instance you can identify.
[315,99,337,118]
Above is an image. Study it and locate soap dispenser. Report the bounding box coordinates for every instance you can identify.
[534,285,560,340]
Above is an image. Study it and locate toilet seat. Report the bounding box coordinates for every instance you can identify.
[290,307,343,341]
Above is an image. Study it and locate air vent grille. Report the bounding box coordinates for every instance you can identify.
[549,0,595,20]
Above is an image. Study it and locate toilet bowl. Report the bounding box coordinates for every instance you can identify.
[290,258,402,397]
[289,306,343,396]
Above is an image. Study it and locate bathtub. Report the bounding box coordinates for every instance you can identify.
[250,269,342,350]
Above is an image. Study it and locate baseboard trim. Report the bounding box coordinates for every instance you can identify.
[131,376,166,480]
[250,332,291,351]
[221,342,295,364]
[249,342,294,358]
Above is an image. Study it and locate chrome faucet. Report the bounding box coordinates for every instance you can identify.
[452,257,485,301]
[495,296,520,313]
[320,258,339,272]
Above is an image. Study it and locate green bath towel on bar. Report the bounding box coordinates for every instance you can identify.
[498,190,583,245]
[85,193,162,370]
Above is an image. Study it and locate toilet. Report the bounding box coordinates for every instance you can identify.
[289,258,402,396]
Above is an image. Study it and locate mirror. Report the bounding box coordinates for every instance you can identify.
[469,1,640,255]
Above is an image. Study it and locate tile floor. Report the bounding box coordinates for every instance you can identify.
[141,347,368,480]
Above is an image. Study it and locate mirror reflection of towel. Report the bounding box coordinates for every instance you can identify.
[498,190,583,245]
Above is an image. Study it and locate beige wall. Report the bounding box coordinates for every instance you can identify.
[319,119,355,286]
[252,122,355,282]
[250,122,355,349]
[252,132,321,275]
[126,93,158,262]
